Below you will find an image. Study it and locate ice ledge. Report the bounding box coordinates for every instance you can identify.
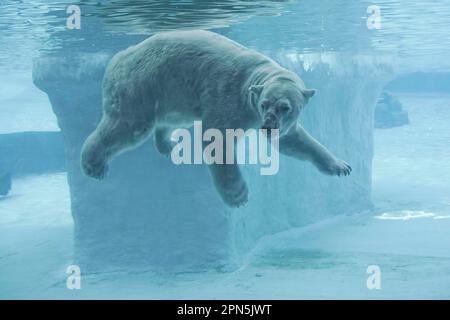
[32,51,394,272]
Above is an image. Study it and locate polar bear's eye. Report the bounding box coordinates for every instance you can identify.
[279,103,291,113]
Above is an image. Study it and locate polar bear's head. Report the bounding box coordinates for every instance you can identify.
[249,78,316,136]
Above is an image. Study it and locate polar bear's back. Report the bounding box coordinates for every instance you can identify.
[139,30,261,65]
[105,30,276,94]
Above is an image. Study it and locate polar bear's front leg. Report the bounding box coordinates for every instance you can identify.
[279,125,352,177]
[81,110,155,180]
[208,163,249,208]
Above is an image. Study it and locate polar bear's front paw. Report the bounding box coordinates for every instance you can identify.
[219,180,249,208]
[82,159,109,180]
[319,158,352,177]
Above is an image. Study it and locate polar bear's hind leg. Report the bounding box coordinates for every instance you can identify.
[208,163,249,208]
[81,103,156,180]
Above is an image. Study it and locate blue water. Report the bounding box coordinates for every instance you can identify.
[1,0,450,299]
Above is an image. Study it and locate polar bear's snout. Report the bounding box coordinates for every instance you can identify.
[261,112,279,131]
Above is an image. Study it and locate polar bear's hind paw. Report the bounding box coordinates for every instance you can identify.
[221,181,249,208]
[333,159,352,177]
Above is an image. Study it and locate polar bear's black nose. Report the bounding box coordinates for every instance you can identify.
[262,123,276,130]
[262,113,279,130]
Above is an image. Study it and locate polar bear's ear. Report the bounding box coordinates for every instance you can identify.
[249,85,264,97]
[302,88,317,99]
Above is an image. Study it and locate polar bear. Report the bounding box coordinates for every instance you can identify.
[81,30,351,207]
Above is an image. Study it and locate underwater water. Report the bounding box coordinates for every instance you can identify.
[1,0,450,299]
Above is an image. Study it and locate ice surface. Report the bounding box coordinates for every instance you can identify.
[373,93,450,207]
[0,74,59,134]
[0,131,65,176]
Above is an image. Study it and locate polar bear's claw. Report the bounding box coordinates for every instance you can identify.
[222,181,249,208]
[334,160,352,177]
[83,160,109,180]
[319,158,352,177]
